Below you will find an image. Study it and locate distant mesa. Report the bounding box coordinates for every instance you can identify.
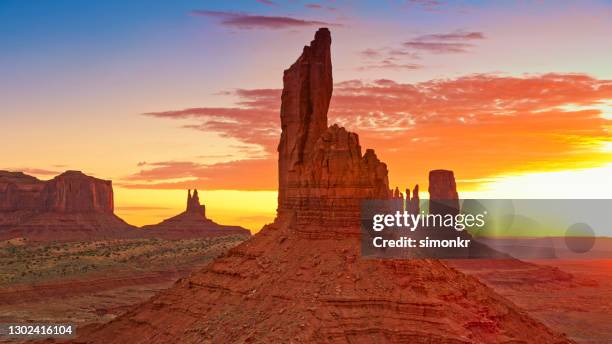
[428,169,460,216]
[140,189,250,240]
[0,170,135,242]
[77,28,571,343]
[0,169,250,242]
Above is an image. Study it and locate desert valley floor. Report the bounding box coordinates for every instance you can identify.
[0,237,611,343]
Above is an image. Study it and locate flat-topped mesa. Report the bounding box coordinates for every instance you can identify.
[0,170,114,213]
[186,189,206,217]
[428,169,460,216]
[0,171,45,211]
[41,170,114,213]
[277,29,390,233]
[0,170,136,242]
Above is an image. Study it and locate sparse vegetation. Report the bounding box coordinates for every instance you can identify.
[0,236,246,286]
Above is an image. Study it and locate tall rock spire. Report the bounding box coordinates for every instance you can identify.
[276,28,390,233]
[278,28,333,209]
[186,189,206,217]
[187,189,192,209]
[192,189,200,207]
[73,28,571,344]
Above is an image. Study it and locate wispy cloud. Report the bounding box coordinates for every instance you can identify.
[414,31,484,41]
[358,47,421,70]
[191,10,335,29]
[305,3,323,9]
[406,0,445,11]
[137,74,612,190]
[122,159,276,190]
[403,30,485,54]
[143,88,281,156]
[358,59,423,71]
[4,167,61,177]
[360,48,382,59]
[256,0,277,6]
[402,41,472,53]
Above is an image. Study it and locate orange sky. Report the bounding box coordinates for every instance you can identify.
[2,1,611,231]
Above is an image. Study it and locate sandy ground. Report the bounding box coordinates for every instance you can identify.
[0,238,609,343]
[453,259,612,344]
[0,236,246,343]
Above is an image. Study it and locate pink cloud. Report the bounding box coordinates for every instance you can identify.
[191,10,336,29]
[403,41,470,53]
[122,159,276,190]
[143,88,281,155]
[414,31,485,41]
[358,60,423,71]
[404,30,485,54]
[305,3,323,9]
[135,73,611,190]
[360,48,382,59]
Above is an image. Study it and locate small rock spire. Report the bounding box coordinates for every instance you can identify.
[186,189,205,217]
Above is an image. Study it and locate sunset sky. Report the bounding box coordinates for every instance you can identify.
[1,0,611,231]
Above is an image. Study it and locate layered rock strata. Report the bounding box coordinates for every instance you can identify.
[73,29,571,344]
[0,170,113,213]
[278,28,390,235]
[0,170,134,241]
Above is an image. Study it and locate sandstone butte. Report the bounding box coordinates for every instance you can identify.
[140,189,251,239]
[0,171,248,242]
[70,29,572,343]
[0,170,136,242]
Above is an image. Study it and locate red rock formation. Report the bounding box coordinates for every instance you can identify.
[0,171,45,211]
[74,29,570,344]
[406,184,420,214]
[278,28,333,210]
[186,189,206,216]
[141,189,250,240]
[0,170,113,213]
[0,170,135,242]
[278,29,390,235]
[429,169,460,216]
[41,171,114,213]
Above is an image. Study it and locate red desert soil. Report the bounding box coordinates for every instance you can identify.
[451,259,612,344]
[0,236,246,343]
[66,28,572,344]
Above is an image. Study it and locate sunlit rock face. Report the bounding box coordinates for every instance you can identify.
[0,170,113,213]
[429,169,460,216]
[73,29,571,344]
[0,170,133,242]
[278,28,391,235]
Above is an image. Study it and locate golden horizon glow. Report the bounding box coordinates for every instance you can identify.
[3,2,611,232]
[114,188,277,232]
